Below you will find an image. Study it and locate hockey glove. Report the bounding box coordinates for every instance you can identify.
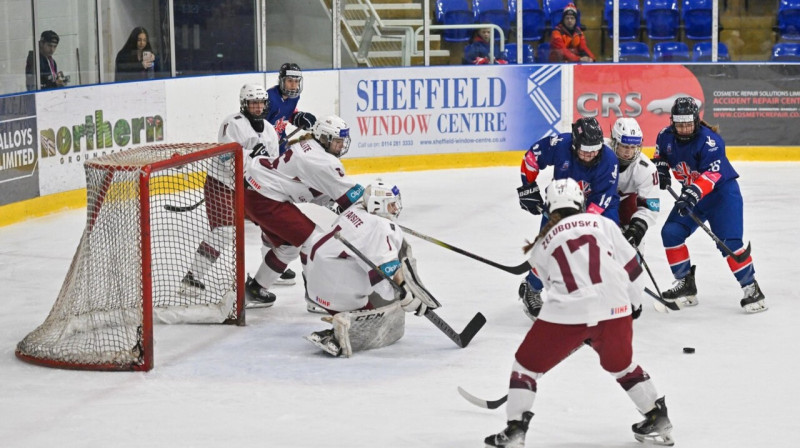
[622,217,648,248]
[675,184,702,217]
[517,183,544,215]
[652,158,672,190]
[631,304,643,320]
[399,282,428,316]
[293,111,316,130]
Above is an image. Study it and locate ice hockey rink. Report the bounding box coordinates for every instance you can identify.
[1,162,797,447]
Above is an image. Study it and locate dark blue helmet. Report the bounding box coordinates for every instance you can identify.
[571,117,604,167]
[670,97,700,142]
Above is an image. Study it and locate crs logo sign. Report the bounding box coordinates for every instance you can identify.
[576,92,643,118]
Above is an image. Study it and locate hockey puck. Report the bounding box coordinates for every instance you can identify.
[682,347,695,354]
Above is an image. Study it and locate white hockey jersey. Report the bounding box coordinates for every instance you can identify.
[617,152,660,228]
[303,206,404,312]
[244,137,364,209]
[209,112,280,189]
[529,213,645,326]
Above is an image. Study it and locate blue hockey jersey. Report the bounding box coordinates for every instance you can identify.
[266,85,300,153]
[521,133,620,224]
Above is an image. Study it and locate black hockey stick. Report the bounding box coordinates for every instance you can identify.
[635,247,677,312]
[666,186,751,263]
[398,225,531,275]
[164,128,305,213]
[334,232,486,348]
[164,198,205,213]
[457,341,589,409]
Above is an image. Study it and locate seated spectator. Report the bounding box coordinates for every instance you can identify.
[115,27,157,81]
[549,3,595,63]
[463,28,508,65]
[25,30,67,91]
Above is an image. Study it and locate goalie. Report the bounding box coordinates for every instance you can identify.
[302,180,440,357]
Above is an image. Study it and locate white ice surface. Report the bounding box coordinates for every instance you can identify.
[1,163,797,448]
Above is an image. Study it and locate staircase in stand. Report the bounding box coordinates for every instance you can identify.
[332,0,452,66]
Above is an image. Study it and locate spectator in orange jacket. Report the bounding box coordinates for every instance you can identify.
[549,3,595,63]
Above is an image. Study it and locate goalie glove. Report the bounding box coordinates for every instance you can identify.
[395,243,441,316]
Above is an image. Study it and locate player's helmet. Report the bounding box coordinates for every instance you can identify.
[239,84,268,118]
[313,115,351,157]
[364,180,403,219]
[571,117,604,167]
[611,117,643,167]
[278,63,303,98]
[670,96,700,143]
[545,178,585,214]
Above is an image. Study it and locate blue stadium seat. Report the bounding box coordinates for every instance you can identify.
[505,43,536,63]
[436,0,474,42]
[777,0,800,40]
[509,0,547,42]
[644,0,680,40]
[653,41,690,61]
[771,42,800,61]
[604,0,641,41]
[473,0,511,36]
[536,42,551,62]
[692,41,730,61]
[682,0,713,41]
[544,0,582,29]
[618,41,651,62]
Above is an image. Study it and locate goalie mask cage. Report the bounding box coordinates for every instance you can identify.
[15,143,245,371]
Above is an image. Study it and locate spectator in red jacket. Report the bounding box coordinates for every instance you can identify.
[549,3,595,63]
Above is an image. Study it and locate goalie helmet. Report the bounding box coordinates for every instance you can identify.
[611,117,643,167]
[545,178,585,214]
[571,117,604,167]
[364,180,402,219]
[313,115,351,157]
[670,96,700,143]
[239,84,268,119]
[278,63,303,98]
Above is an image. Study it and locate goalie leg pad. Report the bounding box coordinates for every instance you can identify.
[332,302,405,358]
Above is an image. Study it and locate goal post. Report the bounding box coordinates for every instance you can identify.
[16,143,245,371]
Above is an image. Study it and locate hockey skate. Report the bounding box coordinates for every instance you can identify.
[245,274,276,308]
[662,265,697,307]
[274,268,297,286]
[178,272,205,297]
[484,411,533,448]
[518,282,543,321]
[632,397,674,446]
[304,329,342,357]
[740,280,767,313]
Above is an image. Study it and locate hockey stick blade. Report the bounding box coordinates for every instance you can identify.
[428,311,486,348]
[164,198,205,213]
[457,386,507,410]
[666,187,751,263]
[334,232,483,348]
[398,225,531,275]
[645,287,680,311]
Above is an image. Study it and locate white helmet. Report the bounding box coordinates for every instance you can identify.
[610,117,643,166]
[239,84,268,117]
[364,180,402,219]
[545,178,585,214]
[313,115,351,157]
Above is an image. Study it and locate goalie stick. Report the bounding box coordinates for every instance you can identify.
[333,232,486,348]
[398,225,531,275]
[164,127,305,213]
[666,186,751,263]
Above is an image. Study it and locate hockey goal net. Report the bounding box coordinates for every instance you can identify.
[16,143,245,371]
